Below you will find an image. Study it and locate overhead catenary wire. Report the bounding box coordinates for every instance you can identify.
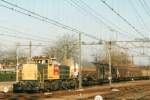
[0,5,148,46]
[80,0,132,38]
[115,44,150,57]
[128,0,150,34]
[0,0,103,41]
[0,0,142,44]
[68,0,132,38]
[100,0,145,38]
[0,4,84,42]
[65,0,88,16]
[138,0,150,26]
[0,31,53,43]
[1,0,150,59]
[145,0,150,6]
[0,26,56,42]
[141,0,150,16]
[102,39,150,58]
[0,29,52,43]
[139,0,150,17]
[139,0,150,39]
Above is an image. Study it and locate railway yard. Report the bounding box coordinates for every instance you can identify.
[0,80,150,100]
[1,0,150,100]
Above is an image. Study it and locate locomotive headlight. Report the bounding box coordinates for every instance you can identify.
[3,87,9,93]
[94,95,103,100]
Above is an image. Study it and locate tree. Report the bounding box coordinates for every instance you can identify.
[43,34,79,63]
[93,44,131,65]
[0,46,28,66]
[110,49,131,65]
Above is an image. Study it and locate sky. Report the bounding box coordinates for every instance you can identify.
[0,0,150,65]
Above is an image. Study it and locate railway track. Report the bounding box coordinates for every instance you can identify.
[1,80,150,100]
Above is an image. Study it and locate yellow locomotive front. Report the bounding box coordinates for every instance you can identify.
[13,56,77,92]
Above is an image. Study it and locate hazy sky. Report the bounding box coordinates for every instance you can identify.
[0,0,150,65]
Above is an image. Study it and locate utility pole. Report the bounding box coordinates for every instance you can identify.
[29,41,32,63]
[17,42,45,63]
[148,57,150,79]
[108,41,112,86]
[131,55,134,64]
[16,43,19,82]
[42,68,44,88]
[123,48,128,65]
[78,33,82,89]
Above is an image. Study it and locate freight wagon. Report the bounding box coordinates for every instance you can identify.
[97,63,150,83]
[83,63,150,85]
[87,63,117,85]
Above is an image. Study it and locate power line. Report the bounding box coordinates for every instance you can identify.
[80,0,133,38]
[115,44,150,57]
[142,0,150,15]
[85,0,133,38]
[68,0,146,48]
[0,0,103,41]
[68,0,132,38]
[0,31,52,43]
[1,0,149,58]
[100,0,145,38]
[0,26,55,42]
[145,0,150,6]
[65,0,88,16]
[99,39,150,57]
[128,0,150,34]
[0,29,53,43]
[67,0,115,34]
[139,0,150,16]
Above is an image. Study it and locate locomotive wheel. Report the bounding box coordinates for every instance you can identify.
[69,80,76,89]
[50,81,60,91]
[62,81,68,90]
[44,81,51,91]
